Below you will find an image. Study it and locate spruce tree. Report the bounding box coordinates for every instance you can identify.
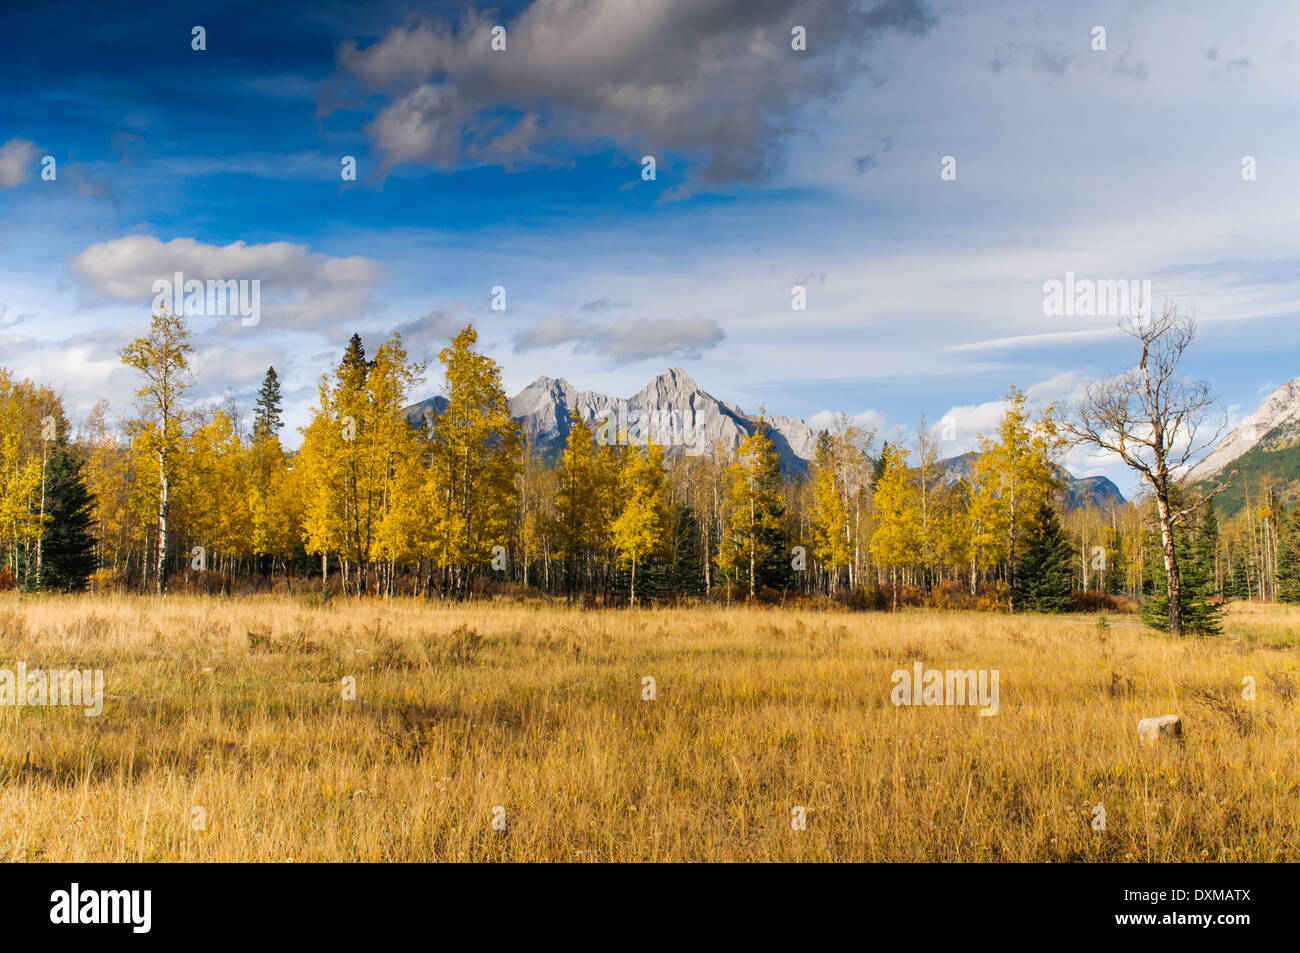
[666,504,705,599]
[253,365,284,436]
[1015,500,1074,613]
[871,440,890,486]
[1225,554,1251,600]
[339,333,369,385]
[38,442,98,591]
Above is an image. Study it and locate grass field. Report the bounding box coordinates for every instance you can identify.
[0,594,1295,862]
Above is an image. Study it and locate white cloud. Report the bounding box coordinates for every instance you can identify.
[0,138,39,187]
[806,408,887,434]
[67,235,386,329]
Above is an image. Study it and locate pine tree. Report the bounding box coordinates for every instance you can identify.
[339,333,368,380]
[37,441,98,591]
[1275,501,1300,604]
[253,366,284,437]
[1015,500,1074,613]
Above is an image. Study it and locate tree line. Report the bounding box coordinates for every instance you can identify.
[2,308,1296,633]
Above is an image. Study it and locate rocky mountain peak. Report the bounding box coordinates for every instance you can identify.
[634,367,701,405]
[1187,376,1300,482]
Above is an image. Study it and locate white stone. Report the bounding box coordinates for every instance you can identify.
[1137,714,1183,745]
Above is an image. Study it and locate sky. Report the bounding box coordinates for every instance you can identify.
[2,0,1299,497]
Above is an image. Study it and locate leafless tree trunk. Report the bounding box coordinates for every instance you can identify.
[1061,303,1231,636]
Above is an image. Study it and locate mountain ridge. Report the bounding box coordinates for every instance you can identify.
[405,368,1125,509]
[1184,376,1300,516]
[1187,378,1300,483]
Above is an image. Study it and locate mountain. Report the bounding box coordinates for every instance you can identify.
[404,395,448,429]
[1187,378,1300,482]
[1185,377,1300,516]
[404,368,1124,507]
[504,367,818,473]
[935,452,1126,510]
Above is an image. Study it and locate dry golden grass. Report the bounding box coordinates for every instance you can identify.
[0,593,1295,861]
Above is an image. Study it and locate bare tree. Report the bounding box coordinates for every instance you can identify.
[1062,303,1231,636]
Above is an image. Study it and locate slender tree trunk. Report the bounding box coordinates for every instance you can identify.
[157,448,170,595]
[1154,487,1183,636]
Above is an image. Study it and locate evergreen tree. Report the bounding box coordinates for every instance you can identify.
[1143,500,1223,634]
[253,366,284,436]
[1225,553,1252,600]
[38,442,98,591]
[339,333,368,379]
[666,504,705,599]
[1015,500,1074,613]
[871,440,890,486]
[1191,501,1221,598]
[1276,501,1300,604]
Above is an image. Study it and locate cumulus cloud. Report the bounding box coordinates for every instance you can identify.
[67,235,386,329]
[0,138,40,187]
[335,0,936,186]
[513,314,724,363]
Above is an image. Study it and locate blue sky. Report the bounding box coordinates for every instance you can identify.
[2,0,1299,495]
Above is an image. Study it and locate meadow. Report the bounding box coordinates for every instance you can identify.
[0,594,1295,862]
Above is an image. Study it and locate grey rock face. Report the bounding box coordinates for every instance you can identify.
[504,367,817,473]
[405,370,1124,496]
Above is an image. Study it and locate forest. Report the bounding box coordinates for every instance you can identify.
[2,310,1298,631]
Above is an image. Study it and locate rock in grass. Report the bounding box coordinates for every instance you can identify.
[1137,714,1183,745]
